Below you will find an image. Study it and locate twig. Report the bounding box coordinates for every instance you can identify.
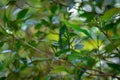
[13,35,44,53]
[85,71,120,79]
[98,26,120,54]
[25,1,40,9]
[52,0,68,7]
[0,24,44,53]
[56,58,120,79]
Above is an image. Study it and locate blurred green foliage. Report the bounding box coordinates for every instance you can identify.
[0,0,120,80]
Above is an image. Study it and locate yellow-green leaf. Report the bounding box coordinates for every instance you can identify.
[102,8,120,21]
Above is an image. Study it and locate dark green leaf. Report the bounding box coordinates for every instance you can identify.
[0,62,4,71]
[0,41,4,47]
[86,57,96,67]
[17,8,29,19]
[58,25,68,50]
[76,68,86,80]
[80,12,94,21]
[107,63,120,71]
[35,23,42,29]
[0,77,6,80]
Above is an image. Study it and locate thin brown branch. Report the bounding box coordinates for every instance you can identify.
[25,1,40,9]
[86,71,120,79]
[0,25,44,53]
[56,58,120,79]
[98,26,120,54]
[52,0,68,7]
[13,35,44,53]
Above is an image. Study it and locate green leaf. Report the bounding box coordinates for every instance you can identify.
[76,68,86,80]
[56,49,69,56]
[51,66,68,73]
[86,57,96,67]
[0,62,4,71]
[107,63,120,71]
[105,41,120,53]
[3,13,9,22]
[59,25,68,50]
[111,35,120,40]
[7,20,19,31]
[0,77,6,80]
[80,12,94,21]
[0,31,5,38]
[102,8,120,21]
[50,4,58,13]
[35,23,42,29]
[67,50,81,61]
[17,8,28,19]
[63,20,92,39]
[7,0,16,5]
[0,41,4,47]
[45,76,51,80]
[105,43,115,53]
